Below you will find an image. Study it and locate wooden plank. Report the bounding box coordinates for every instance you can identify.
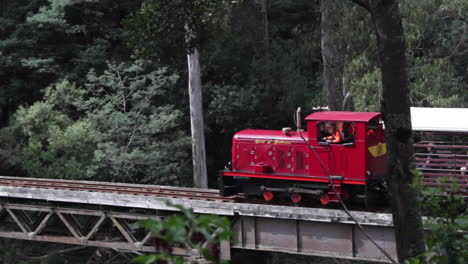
[110,216,135,244]
[6,208,30,233]
[57,212,82,239]
[108,212,157,220]
[0,231,187,255]
[32,211,53,236]
[140,232,153,246]
[220,239,231,260]
[85,214,105,240]
[4,204,51,212]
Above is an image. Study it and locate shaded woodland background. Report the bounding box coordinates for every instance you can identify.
[0,0,467,263]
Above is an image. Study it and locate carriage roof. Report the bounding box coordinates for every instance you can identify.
[411,107,468,133]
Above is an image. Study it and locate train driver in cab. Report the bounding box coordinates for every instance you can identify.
[322,123,342,143]
[342,122,355,143]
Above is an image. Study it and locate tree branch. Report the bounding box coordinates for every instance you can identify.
[447,22,468,59]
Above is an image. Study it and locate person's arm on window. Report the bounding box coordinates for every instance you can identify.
[331,131,342,143]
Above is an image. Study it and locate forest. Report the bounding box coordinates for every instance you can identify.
[0,0,467,263]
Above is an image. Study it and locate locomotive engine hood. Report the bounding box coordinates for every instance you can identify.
[233,129,307,143]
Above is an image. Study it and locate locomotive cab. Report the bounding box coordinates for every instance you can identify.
[220,111,387,204]
[305,112,387,187]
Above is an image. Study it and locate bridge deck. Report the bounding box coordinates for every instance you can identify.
[0,176,393,225]
[0,176,396,262]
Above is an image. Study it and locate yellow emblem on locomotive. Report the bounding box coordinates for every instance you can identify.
[368,142,387,157]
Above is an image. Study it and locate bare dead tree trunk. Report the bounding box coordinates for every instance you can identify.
[342,92,355,111]
[260,0,272,95]
[342,43,355,111]
[352,0,426,262]
[261,0,270,57]
[188,48,208,188]
[320,0,344,110]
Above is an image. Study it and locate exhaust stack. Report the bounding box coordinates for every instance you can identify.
[296,107,302,132]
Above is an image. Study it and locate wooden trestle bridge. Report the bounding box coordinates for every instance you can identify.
[0,176,397,263]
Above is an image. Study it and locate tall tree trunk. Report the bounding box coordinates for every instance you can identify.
[320,0,344,110]
[188,48,208,188]
[352,0,425,262]
[260,0,272,94]
[261,0,270,57]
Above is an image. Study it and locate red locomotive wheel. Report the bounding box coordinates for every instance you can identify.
[320,193,330,205]
[262,191,274,201]
[290,193,302,203]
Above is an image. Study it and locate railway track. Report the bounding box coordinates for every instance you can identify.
[0,176,398,214]
[0,176,406,213]
[0,176,236,202]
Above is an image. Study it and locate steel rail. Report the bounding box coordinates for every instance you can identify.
[0,176,235,202]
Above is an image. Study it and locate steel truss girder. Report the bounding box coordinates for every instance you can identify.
[0,203,186,255]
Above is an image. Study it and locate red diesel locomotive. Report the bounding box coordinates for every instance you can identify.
[219,110,388,204]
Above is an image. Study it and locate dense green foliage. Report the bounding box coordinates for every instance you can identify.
[0,0,145,177]
[0,0,142,125]
[409,172,468,264]
[81,61,190,184]
[1,61,190,184]
[132,202,231,264]
[319,0,468,111]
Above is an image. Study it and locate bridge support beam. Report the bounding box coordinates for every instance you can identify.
[0,203,184,254]
[232,216,396,263]
[0,202,235,261]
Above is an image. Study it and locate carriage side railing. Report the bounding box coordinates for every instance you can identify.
[414,141,468,194]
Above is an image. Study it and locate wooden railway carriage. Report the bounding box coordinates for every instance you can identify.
[220,111,388,204]
[411,107,468,194]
